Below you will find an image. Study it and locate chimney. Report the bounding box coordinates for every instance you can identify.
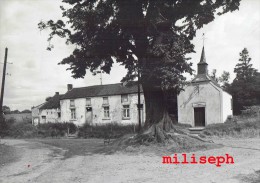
[67,84,73,91]
[55,92,59,95]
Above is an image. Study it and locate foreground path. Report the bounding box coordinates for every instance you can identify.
[0,138,260,183]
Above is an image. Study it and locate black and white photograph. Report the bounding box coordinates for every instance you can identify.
[0,0,260,182]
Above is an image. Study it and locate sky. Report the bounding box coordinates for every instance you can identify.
[0,0,259,111]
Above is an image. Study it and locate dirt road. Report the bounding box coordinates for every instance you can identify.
[0,138,259,183]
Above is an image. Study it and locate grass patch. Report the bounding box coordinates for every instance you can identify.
[201,118,260,138]
[31,139,104,159]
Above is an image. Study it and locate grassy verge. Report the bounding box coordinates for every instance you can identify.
[201,119,260,138]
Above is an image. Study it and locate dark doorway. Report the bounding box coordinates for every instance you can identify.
[86,107,93,124]
[194,107,205,126]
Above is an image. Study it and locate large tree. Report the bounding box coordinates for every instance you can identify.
[228,48,259,114]
[234,48,257,81]
[39,0,241,142]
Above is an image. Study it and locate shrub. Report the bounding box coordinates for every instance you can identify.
[37,122,77,138]
[78,123,137,139]
[8,122,37,138]
[0,118,77,138]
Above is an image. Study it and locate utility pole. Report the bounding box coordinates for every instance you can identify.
[137,62,142,132]
[0,48,8,121]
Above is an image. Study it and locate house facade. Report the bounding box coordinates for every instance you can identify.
[177,46,233,127]
[31,102,45,125]
[60,82,145,126]
[32,92,63,125]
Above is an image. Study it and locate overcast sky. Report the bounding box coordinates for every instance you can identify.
[0,0,259,111]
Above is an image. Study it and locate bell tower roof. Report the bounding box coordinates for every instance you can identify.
[197,46,208,75]
[199,46,207,63]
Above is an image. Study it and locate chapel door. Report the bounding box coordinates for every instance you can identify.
[194,107,205,126]
[85,107,93,124]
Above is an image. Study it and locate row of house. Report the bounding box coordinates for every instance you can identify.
[32,46,233,127]
[32,82,145,126]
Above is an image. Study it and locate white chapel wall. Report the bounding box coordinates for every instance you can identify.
[177,82,222,126]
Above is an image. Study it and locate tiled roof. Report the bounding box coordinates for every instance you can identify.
[62,82,143,100]
[40,94,64,110]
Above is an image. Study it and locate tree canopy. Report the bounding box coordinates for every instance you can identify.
[39,0,241,92]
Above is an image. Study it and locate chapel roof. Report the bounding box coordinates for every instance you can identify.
[191,46,222,89]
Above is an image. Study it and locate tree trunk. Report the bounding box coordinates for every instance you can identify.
[139,82,175,143]
[143,87,173,131]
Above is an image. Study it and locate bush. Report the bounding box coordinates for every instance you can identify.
[37,122,77,138]
[241,105,260,117]
[78,123,137,139]
[8,122,37,138]
[0,118,77,138]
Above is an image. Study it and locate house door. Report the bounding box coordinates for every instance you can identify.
[42,116,46,123]
[86,107,92,124]
[194,107,205,126]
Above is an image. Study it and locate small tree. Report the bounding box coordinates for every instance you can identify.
[209,69,230,88]
[3,106,11,114]
[210,69,218,82]
[219,71,230,89]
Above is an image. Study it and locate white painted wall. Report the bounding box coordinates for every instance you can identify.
[177,81,222,126]
[60,93,145,126]
[39,108,61,123]
[31,103,44,125]
[222,91,233,122]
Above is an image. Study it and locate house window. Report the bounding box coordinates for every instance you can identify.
[58,112,61,118]
[86,98,91,106]
[103,97,109,105]
[121,94,128,103]
[42,116,46,120]
[71,108,76,119]
[70,100,75,107]
[103,106,110,118]
[122,105,130,119]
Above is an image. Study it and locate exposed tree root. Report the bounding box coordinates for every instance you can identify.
[108,109,217,153]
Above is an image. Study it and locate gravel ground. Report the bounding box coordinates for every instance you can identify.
[0,138,259,183]
[0,143,20,167]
